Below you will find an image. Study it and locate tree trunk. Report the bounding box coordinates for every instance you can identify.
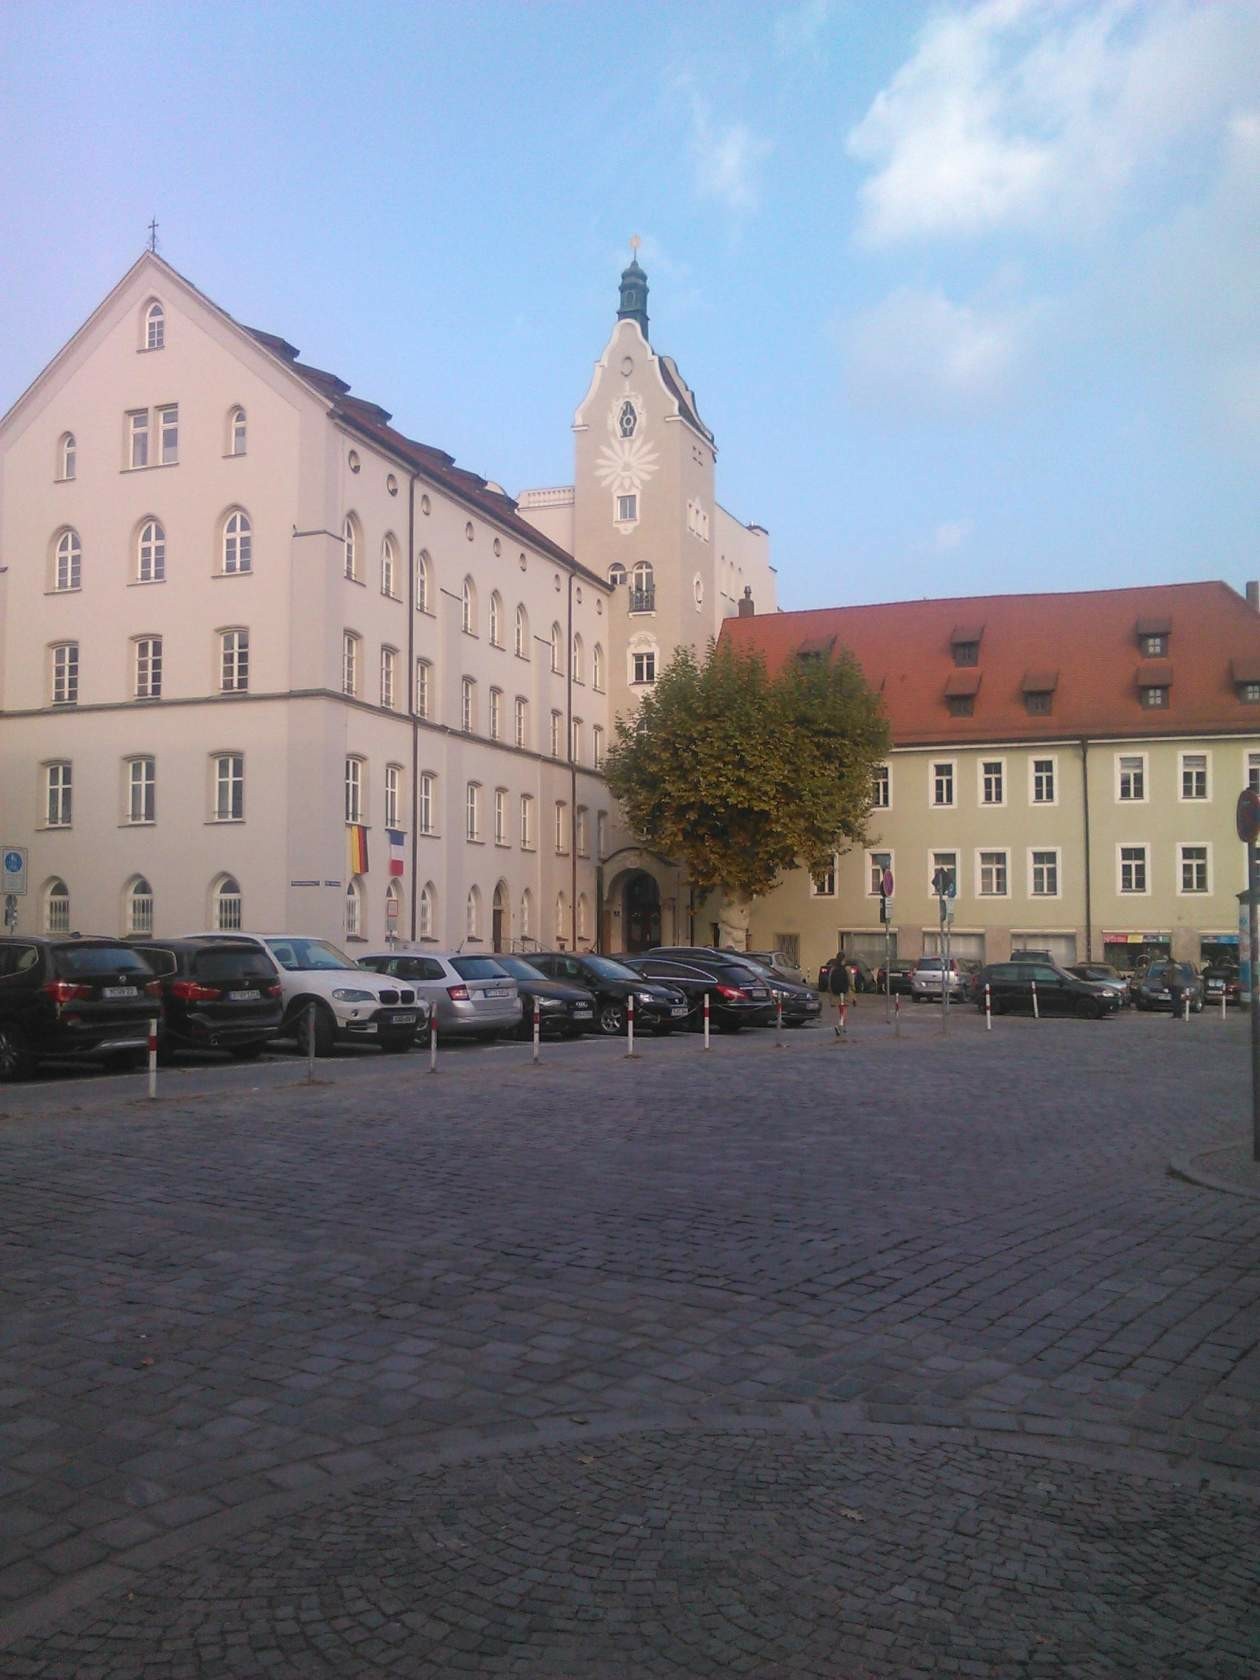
[717,895,753,951]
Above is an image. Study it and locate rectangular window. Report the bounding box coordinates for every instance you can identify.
[384,765,401,830]
[1249,751,1260,795]
[494,788,507,846]
[1030,849,1058,896]
[128,410,149,469]
[931,850,958,896]
[219,630,247,693]
[554,800,568,853]
[158,405,179,466]
[418,772,435,835]
[1117,754,1145,801]
[136,636,163,699]
[953,640,979,667]
[127,757,156,824]
[981,759,1004,805]
[871,764,890,808]
[342,633,359,697]
[1031,757,1055,803]
[616,493,637,522]
[213,754,244,821]
[1242,683,1260,704]
[932,761,955,806]
[51,642,79,705]
[868,850,892,896]
[550,710,562,757]
[465,782,480,842]
[415,661,431,719]
[571,717,582,763]
[597,811,608,860]
[489,688,502,740]
[1119,845,1147,894]
[1024,691,1052,716]
[381,648,398,710]
[515,697,528,749]
[1140,633,1166,657]
[593,725,605,769]
[1179,844,1208,893]
[45,762,72,827]
[344,757,363,824]
[520,794,534,849]
[461,679,474,733]
[1140,686,1168,708]
[576,806,588,855]
[947,694,974,717]
[632,650,656,684]
[811,858,837,896]
[978,850,1008,896]
[1180,752,1208,801]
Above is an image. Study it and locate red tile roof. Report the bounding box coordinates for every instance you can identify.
[719,583,1260,745]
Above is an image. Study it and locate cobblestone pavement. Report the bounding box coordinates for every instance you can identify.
[2,1008,1258,1676]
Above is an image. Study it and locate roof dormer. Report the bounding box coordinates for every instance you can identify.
[950,623,983,667]
[1135,613,1170,658]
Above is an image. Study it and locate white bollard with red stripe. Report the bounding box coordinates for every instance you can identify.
[985,982,992,1032]
[428,1016,438,1074]
[1031,980,1040,1020]
[703,991,711,1051]
[148,1017,158,1099]
[775,992,785,1049]
[894,993,901,1038]
[625,991,638,1058]
[532,996,541,1063]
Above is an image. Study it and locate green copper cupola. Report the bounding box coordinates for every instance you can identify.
[617,250,649,339]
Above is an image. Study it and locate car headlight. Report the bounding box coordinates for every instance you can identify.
[540,998,563,1011]
[637,991,657,1005]
[331,987,375,1002]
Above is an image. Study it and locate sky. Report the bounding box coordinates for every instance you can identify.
[1,0,1257,611]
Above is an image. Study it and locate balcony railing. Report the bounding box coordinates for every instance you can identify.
[629,586,656,614]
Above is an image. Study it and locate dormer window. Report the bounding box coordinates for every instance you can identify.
[618,400,637,438]
[1140,686,1168,708]
[947,695,974,717]
[1135,615,1170,658]
[943,669,980,717]
[1140,634,1165,657]
[950,623,983,667]
[1230,658,1260,704]
[1136,660,1172,708]
[1021,670,1057,717]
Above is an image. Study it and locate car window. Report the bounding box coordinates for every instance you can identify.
[264,938,355,971]
[1030,966,1061,982]
[138,947,179,977]
[54,945,153,977]
[0,944,39,979]
[581,956,638,981]
[916,958,942,972]
[451,957,511,980]
[494,956,545,981]
[193,949,274,983]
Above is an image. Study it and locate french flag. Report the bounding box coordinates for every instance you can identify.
[387,829,406,878]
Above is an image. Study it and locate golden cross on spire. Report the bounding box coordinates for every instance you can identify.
[629,234,641,257]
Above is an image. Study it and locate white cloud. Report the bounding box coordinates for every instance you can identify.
[843,285,1039,418]
[933,519,974,552]
[847,0,1260,245]
[687,92,773,214]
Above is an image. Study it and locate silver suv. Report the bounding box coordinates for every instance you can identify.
[358,952,522,1040]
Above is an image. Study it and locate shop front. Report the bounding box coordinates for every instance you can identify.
[1102,931,1170,973]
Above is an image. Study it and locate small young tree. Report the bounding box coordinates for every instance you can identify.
[604,641,889,945]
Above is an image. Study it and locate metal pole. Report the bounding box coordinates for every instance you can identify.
[703,991,711,1051]
[532,996,541,1064]
[894,992,901,1038]
[884,921,891,1024]
[941,917,950,1037]
[985,982,992,1032]
[306,1003,316,1083]
[775,992,784,1049]
[147,1017,158,1099]
[625,991,637,1059]
[1250,840,1260,1162]
[1031,980,1039,1021]
[428,1016,438,1074]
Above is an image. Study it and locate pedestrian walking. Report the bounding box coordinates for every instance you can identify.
[828,951,850,1036]
[1166,962,1195,1020]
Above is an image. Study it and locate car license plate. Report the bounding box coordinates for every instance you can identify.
[103,986,138,998]
[749,988,767,998]
[671,1006,688,1016]
[806,1001,820,1012]
[482,987,513,998]
[392,1013,416,1024]
[227,990,260,1002]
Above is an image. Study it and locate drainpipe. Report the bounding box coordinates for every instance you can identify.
[567,570,578,947]
[407,471,419,941]
[1080,736,1092,961]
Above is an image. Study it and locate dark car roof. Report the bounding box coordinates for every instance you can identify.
[0,934,130,946]
[128,936,258,951]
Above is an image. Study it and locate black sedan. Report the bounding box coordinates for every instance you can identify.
[975,960,1120,1019]
[491,954,596,1038]
[618,955,776,1032]
[875,959,917,997]
[528,953,690,1036]
[129,937,283,1059]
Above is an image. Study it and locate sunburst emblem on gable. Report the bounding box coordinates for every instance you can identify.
[595,435,660,494]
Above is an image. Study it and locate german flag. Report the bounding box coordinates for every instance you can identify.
[346,824,369,876]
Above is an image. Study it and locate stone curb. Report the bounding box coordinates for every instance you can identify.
[2,1399,1256,1653]
[1168,1141,1260,1199]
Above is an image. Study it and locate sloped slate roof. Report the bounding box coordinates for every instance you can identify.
[719,582,1260,744]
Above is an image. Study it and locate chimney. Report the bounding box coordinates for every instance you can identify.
[737,586,755,618]
[1247,581,1259,612]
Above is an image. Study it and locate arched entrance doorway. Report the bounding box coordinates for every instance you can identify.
[492,882,509,952]
[622,871,661,953]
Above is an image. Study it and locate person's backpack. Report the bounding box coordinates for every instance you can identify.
[829,961,849,997]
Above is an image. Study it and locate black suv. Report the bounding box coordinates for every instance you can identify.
[128,938,284,1059]
[0,936,163,1080]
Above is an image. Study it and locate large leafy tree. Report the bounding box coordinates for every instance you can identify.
[604,640,889,943]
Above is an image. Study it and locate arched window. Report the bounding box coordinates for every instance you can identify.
[462,576,477,635]
[59,433,76,480]
[384,878,402,936]
[144,300,165,350]
[416,551,431,613]
[520,887,533,943]
[342,631,361,696]
[592,643,605,691]
[461,676,475,733]
[489,591,503,647]
[414,658,432,719]
[53,528,81,592]
[126,876,154,935]
[44,877,70,935]
[572,634,584,683]
[419,881,436,940]
[514,604,529,658]
[465,884,481,940]
[555,890,569,947]
[631,561,654,611]
[381,535,398,598]
[343,515,360,581]
[345,876,364,939]
[222,509,252,574]
[419,772,436,834]
[228,407,247,456]
[551,623,563,674]
[607,562,626,587]
[576,892,590,945]
[212,874,242,932]
[137,518,166,583]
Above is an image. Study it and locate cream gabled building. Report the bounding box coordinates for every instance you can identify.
[0,251,773,953]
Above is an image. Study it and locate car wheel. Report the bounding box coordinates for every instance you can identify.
[598,1001,626,1035]
[290,1002,338,1057]
[0,1023,35,1082]
[228,1042,265,1061]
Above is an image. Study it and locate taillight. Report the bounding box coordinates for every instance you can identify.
[171,980,221,1002]
[44,979,91,1003]
[715,984,743,1000]
[447,984,470,1001]
[145,980,163,998]
[265,982,282,999]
